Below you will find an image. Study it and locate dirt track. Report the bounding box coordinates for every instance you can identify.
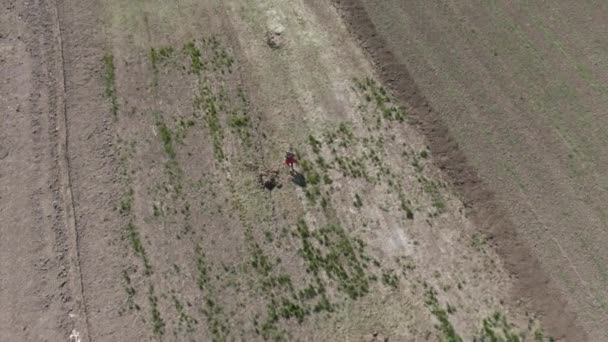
[1,0,127,339]
[1,1,86,340]
[0,0,600,341]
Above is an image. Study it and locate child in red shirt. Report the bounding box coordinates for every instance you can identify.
[285,151,297,171]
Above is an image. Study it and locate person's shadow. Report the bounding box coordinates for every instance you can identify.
[291,171,307,187]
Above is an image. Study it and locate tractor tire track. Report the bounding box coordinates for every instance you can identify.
[52,0,143,340]
[51,0,91,340]
[1,0,88,340]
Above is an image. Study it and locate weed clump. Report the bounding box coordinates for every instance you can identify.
[183,41,204,74]
[156,120,176,160]
[150,46,174,70]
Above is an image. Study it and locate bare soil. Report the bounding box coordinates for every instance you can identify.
[1,0,598,341]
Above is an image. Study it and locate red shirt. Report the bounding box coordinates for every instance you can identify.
[285,156,297,165]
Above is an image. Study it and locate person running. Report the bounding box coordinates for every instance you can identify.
[285,151,297,172]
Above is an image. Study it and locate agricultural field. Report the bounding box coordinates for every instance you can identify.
[0,0,599,341]
[333,0,607,341]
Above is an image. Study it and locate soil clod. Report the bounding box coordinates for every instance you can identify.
[259,168,281,190]
[266,31,283,49]
[266,22,285,49]
[362,331,388,342]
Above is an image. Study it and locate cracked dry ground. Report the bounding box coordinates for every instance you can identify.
[0,0,586,341]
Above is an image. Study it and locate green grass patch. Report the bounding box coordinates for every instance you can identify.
[119,187,134,215]
[308,134,322,154]
[381,270,399,289]
[173,295,197,333]
[174,118,195,144]
[194,81,224,160]
[126,221,152,275]
[183,41,204,74]
[206,36,235,74]
[152,114,184,196]
[122,271,137,311]
[398,191,414,219]
[296,220,370,300]
[229,114,248,128]
[228,113,251,146]
[195,246,230,341]
[154,117,176,160]
[102,53,118,116]
[424,285,463,342]
[150,46,174,71]
[421,177,446,215]
[148,285,166,338]
[471,311,555,342]
[354,77,407,124]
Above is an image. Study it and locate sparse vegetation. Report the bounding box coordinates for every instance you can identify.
[156,119,176,160]
[150,46,174,85]
[308,134,322,154]
[354,77,407,124]
[173,295,197,333]
[381,270,399,289]
[472,233,488,252]
[206,36,235,74]
[424,285,463,342]
[228,113,251,145]
[102,53,118,116]
[196,247,231,341]
[93,24,556,342]
[399,191,415,219]
[149,286,166,338]
[183,41,204,74]
[296,220,370,300]
[126,221,152,275]
[122,271,137,311]
[0,0,562,340]
[194,80,225,160]
[150,46,174,71]
[119,188,134,214]
[472,311,554,342]
[421,176,446,215]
